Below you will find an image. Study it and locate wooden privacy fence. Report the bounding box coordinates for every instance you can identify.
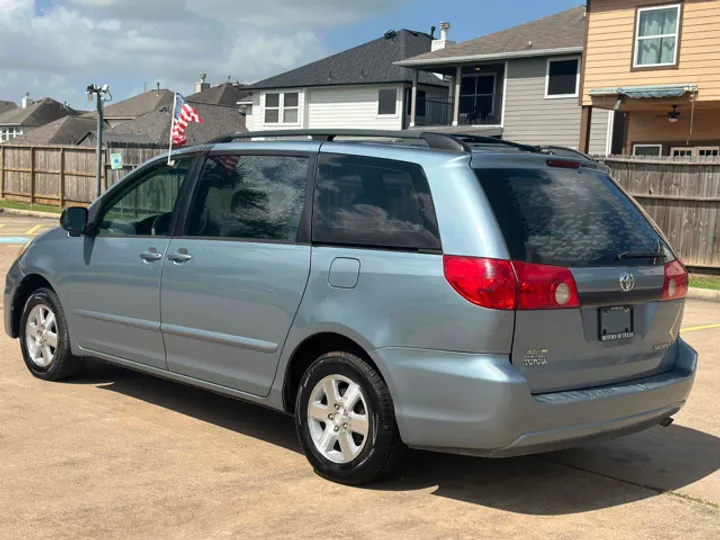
[605,156,720,269]
[1,146,720,269]
[0,144,166,206]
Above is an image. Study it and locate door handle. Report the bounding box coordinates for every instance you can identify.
[167,248,193,264]
[140,248,163,262]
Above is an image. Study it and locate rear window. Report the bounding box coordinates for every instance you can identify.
[476,167,668,267]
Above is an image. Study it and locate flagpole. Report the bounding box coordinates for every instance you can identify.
[167,92,178,166]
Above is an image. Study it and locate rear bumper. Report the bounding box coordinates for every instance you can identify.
[371,338,697,456]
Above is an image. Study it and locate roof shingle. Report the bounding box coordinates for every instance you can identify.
[9,116,101,145]
[249,29,445,90]
[84,89,175,120]
[398,6,586,65]
[0,98,79,127]
[103,103,247,146]
[187,83,250,106]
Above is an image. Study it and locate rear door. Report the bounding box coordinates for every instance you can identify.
[160,150,315,397]
[476,163,686,394]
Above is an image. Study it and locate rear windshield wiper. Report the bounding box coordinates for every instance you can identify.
[616,250,667,261]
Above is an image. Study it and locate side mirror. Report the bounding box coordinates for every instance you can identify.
[60,206,89,235]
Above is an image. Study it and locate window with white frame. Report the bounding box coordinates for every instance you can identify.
[546,58,580,98]
[633,144,662,157]
[264,92,299,124]
[697,147,720,157]
[671,147,694,158]
[635,4,681,68]
[0,126,23,142]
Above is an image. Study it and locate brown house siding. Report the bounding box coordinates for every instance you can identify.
[583,0,720,106]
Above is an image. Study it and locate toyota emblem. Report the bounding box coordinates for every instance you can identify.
[619,273,635,292]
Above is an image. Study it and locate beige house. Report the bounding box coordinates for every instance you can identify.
[580,0,720,157]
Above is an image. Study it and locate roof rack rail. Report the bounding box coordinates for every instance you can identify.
[451,133,542,153]
[206,129,545,155]
[206,129,474,153]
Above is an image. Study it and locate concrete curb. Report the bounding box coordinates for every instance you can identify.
[687,287,720,303]
[0,208,61,220]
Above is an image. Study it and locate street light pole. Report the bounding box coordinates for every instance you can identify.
[86,84,112,199]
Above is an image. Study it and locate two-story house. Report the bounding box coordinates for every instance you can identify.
[397,6,612,154]
[580,0,720,157]
[244,29,448,132]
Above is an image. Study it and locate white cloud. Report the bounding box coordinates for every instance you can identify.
[0,0,404,107]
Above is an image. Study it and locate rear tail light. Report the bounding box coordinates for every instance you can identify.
[443,256,580,311]
[443,256,517,310]
[662,259,688,301]
[513,261,580,310]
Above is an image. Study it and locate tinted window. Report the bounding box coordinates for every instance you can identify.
[98,158,193,237]
[547,59,579,96]
[476,167,667,267]
[378,89,397,115]
[186,154,309,241]
[313,155,441,251]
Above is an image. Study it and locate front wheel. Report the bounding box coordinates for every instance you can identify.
[295,351,404,485]
[19,288,83,381]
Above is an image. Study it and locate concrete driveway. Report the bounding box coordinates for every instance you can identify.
[0,233,718,539]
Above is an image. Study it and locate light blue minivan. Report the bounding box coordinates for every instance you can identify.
[4,130,697,484]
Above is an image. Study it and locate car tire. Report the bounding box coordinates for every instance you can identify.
[19,288,83,381]
[295,351,405,485]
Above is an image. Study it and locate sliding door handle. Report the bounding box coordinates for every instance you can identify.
[167,249,193,264]
[140,248,163,262]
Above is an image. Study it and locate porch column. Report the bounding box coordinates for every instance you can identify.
[579,106,592,154]
[410,69,418,128]
[453,66,462,126]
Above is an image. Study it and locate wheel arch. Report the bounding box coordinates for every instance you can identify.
[10,273,56,338]
[281,331,388,414]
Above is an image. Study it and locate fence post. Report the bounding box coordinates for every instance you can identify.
[59,148,66,209]
[0,145,4,200]
[30,147,36,205]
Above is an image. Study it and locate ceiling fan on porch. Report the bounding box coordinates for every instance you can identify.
[656,105,681,123]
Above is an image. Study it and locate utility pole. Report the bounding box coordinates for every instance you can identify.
[86,84,112,198]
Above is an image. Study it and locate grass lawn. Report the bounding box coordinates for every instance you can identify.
[690,275,720,291]
[0,199,62,214]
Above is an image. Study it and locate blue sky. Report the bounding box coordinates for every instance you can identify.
[2,0,582,108]
[325,0,581,51]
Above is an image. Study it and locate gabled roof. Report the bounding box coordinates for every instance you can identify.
[103,102,247,146]
[9,116,101,145]
[249,29,445,90]
[0,101,17,115]
[84,89,175,120]
[187,83,250,106]
[397,6,586,66]
[0,98,80,127]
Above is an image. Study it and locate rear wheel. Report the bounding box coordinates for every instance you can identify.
[19,288,83,381]
[295,351,404,485]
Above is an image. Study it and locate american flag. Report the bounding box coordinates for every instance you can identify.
[171,93,203,147]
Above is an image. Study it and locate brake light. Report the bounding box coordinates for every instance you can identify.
[443,256,517,310]
[513,261,580,310]
[662,259,688,301]
[547,159,581,169]
[443,256,581,310]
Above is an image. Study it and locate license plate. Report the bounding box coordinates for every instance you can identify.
[599,306,634,342]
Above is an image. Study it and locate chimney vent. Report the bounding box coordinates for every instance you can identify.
[195,73,211,94]
[431,22,456,52]
[21,92,32,109]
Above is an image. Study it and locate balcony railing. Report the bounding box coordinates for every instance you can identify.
[410,95,502,127]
